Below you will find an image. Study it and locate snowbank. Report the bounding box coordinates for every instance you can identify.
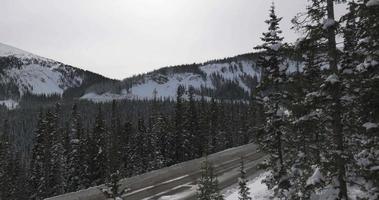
[224,172,272,200]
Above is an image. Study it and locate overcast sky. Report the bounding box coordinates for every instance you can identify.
[0,0,346,79]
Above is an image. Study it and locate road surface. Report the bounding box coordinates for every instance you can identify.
[46,143,266,200]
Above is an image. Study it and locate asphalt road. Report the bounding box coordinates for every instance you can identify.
[46,143,266,200]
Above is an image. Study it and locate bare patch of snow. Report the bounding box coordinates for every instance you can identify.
[224,172,272,200]
[362,122,378,130]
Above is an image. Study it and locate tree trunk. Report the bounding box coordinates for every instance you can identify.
[326,0,348,199]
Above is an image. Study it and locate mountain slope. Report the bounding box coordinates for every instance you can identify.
[82,53,302,102]
[0,42,302,108]
[0,42,112,108]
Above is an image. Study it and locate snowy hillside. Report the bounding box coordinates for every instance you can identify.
[0,42,301,105]
[81,55,302,102]
[0,42,110,108]
[81,59,261,102]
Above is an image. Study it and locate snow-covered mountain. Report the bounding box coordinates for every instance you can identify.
[0,42,302,107]
[81,57,262,102]
[81,54,302,102]
[0,42,111,108]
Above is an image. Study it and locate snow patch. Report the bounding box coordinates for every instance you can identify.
[367,0,379,7]
[224,172,272,200]
[322,19,336,30]
[269,43,282,51]
[0,99,19,110]
[362,122,378,130]
[325,74,339,84]
[306,167,324,186]
[0,42,52,62]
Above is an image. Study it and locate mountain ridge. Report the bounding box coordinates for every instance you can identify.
[0,42,302,108]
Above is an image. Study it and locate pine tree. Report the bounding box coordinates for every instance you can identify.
[9,153,28,200]
[208,98,219,154]
[120,121,133,177]
[174,85,186,162]
[29,112,49,200]
[0,119,13,200]
[46,104,65,196]
[91,105,109,186]
[198,95,210,156]
[254,3,290,197]
[66,104,85,192]
[104,170,127,200]
[109,100,122,175]
[184,86,199,159]
[322,1,349,198]
[129,118,148,175]
[350,0,379,197]
[149,113,169,170]
[196,158,224,200]
[238,158,252,200]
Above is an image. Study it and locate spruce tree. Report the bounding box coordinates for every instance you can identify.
[238,158,252,200]
[254,3,290,197]
[0,119,13,200]
[29,112,49,200]
[66,105,85,192]
[184,86,199,159]
[109,100,122,175]
[46,105,65,196]
[130,118,148,175]
[351,0,379,197]
[196,158,224,200]
[174,85,186,162]
[208,98,219,154]
[104,170,127,200]
[91,105,109,186]
[149,113,168,170]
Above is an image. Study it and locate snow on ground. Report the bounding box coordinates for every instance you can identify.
[0,42,34,58]
[0,99,19,110]
[200,60,260,92]
[0,42,51,61]
[5,64,65,95]
[128,60,260,100]
[81,60,262,102]
[130,73,207,99]
[362,122,378,130]
[80,92,132,103]
[0,42,84,96]
[224,172,272,200]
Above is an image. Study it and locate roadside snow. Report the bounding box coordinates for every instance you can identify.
[224,172,272,200]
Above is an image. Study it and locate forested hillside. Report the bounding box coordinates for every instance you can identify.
[0,0,378,200]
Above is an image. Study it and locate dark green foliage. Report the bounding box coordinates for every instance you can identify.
[196,158,224,200]
[238,158,252,200]
[104,170,127,200]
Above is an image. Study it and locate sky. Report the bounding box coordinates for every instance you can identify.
[0,0,347,79]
